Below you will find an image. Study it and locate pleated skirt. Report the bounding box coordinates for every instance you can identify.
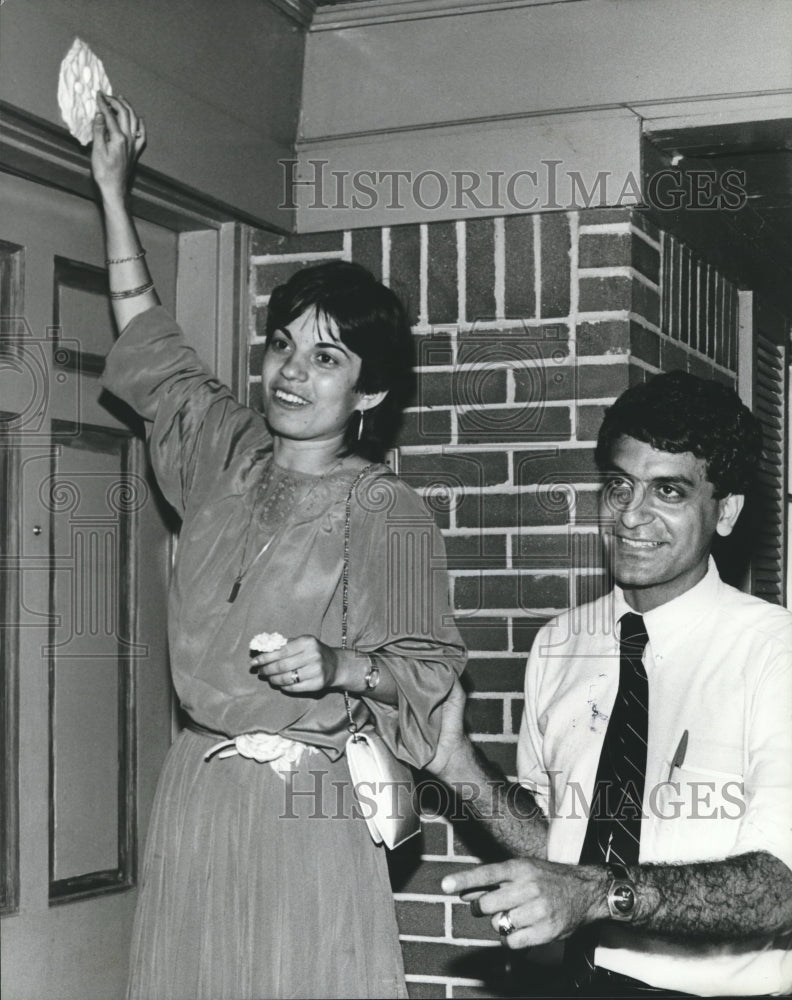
[127,729,408,1000]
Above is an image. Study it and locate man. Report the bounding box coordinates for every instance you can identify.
[428,371,792,996]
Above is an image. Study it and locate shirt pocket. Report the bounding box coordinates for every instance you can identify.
[650,755,745,863]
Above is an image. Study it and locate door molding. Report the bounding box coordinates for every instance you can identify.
[46,421,139,905]
[0,100,280,235]
[0,423,20,916]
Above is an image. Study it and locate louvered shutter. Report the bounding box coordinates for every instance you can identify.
[750,326,788,605]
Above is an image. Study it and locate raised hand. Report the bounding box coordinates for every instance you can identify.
[89,93,158,328]
[91,93,146,203]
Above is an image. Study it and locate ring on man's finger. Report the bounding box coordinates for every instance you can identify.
[497,911,516,937]
[291,669,300,685]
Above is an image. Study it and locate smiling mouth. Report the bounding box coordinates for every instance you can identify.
[273,387,310,407]
[615,536,663,549]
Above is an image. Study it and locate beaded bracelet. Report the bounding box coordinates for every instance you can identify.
[106,249,146,265]
[109,280,155,300]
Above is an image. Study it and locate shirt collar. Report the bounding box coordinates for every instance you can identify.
[612,556,722,655]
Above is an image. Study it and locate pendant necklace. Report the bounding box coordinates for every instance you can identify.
[227,454,345,602]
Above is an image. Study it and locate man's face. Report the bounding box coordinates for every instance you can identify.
[598,435,743,612]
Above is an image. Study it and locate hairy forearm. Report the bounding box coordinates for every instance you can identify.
[438,740,548,858]
[627,851,792,941]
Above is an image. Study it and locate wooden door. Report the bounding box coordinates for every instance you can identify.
[1,172,176,999]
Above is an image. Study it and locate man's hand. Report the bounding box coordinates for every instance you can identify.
[441,857,608,949]
[425,678,468,777]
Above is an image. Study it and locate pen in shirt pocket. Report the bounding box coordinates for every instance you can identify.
[667,729,689,781]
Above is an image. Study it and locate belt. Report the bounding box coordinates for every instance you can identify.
[183,720,316,776]
[574,967,693,997]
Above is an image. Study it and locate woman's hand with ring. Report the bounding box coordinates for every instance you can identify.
[251,635,341,694]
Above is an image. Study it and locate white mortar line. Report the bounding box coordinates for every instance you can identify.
[382,227,391,287]
[419,224,429,327]
[533,214,541,319]
[456,220,466,326]
[632,269,661,293]
[578,222,631,235]
[494,216,505,320]
[631,224,661,251]
[568,210,580,441]
[250,251,345,264]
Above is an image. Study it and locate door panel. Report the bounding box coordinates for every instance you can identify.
[1,173,176,999]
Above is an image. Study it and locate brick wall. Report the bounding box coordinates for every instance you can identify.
[247,208,739,998]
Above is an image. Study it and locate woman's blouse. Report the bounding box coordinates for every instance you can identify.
[101,306,466,766]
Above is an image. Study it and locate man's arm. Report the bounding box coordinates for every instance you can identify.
[631,850,792,940]
[441,850,792,948]
[425,681,548,858]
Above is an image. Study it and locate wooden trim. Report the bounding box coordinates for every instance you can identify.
[267,0,317,28]
[0,239,25,352]
[294,108,641,231]
[52,257,110,377]
[220,223,252,398]
[738,290,754,408]
[47,422,137,904]
[639,93,792,132]
[311,0,577,30]
[0,426,20,916]
[0,101,288,235]
[0,238,24,916]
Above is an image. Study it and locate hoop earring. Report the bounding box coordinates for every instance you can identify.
[357,409,365,441]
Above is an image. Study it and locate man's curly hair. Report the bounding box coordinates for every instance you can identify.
[594,370,763,498]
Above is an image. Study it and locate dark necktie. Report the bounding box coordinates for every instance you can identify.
[567,611,650,987]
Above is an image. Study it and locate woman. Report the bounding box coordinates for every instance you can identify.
[92,94,466,1000]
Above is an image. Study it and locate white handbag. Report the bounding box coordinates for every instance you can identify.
[345,727,420,849]
[341,467,420,849]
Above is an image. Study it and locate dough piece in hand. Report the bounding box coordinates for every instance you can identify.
[58,38,113,145]
[249,631,287,654]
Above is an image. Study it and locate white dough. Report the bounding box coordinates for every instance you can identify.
[58,38,113,146]
[249,631,288,653]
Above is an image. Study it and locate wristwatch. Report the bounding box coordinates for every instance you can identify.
[606,863,637,921]
[364,660,380,691]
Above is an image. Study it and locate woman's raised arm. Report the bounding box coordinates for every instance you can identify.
[91,92,159,332]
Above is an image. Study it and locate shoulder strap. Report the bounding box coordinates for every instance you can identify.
[342,463,380,735]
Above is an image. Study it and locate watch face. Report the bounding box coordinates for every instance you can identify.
[608,880,636,920]
[612,884,634,913]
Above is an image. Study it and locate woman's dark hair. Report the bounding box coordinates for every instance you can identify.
[265,260,415,461]
[594,370,762,498]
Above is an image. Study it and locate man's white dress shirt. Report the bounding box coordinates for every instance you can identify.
[517,559,792,996]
